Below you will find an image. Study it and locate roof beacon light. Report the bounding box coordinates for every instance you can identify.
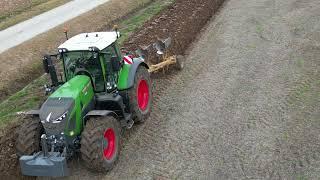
[113,25,119,39]
[63,26,69,40]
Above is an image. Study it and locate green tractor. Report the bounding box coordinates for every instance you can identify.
[16,31,152,177]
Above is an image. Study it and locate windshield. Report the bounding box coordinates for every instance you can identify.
[62,51,105,92]
[63,51,97,74]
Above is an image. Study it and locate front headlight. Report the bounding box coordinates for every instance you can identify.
[52,111,68,124]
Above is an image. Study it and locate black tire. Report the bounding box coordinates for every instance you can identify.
[127,66,152,123]
[175,55,184,70]
[16,116,44,157]
[80,116,121,172]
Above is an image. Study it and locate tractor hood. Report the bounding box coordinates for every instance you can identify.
[39,75,93,135]
[39,97,74,135]
[50,75,92,100]
[39,97,74,124]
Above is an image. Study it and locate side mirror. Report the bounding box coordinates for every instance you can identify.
[111,56,121,71]
[43,56,50,73]
[43,55,59,87]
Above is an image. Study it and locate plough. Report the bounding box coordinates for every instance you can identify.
[135,37,184,73]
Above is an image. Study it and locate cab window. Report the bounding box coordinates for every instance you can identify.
[100,44,121,91]
[63,51,105,92]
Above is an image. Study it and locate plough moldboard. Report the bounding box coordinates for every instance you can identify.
[134,37,184,73]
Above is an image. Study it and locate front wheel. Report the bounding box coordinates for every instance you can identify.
[80,116,121,172]
[16,116,44,157]
[127,66,152,123]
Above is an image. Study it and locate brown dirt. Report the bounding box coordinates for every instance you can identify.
[0,122,23,179]
[124,0,225,64]
[0,0,225,179]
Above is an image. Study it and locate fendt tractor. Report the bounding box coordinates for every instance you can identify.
[15,31,153,177]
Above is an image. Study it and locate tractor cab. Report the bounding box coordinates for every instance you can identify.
[58,32,122,93]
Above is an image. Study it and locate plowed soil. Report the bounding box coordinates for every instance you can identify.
[124,0,225,64]
[0,122,25,178]
[0,0,225,179]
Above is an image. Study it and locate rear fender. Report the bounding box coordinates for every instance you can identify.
[117,58,149,90]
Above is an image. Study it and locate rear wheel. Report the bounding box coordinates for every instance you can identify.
[127,66,152,123]
[80,116,121,172]
[16,117,44,157]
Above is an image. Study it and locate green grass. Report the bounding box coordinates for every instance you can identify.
[0,76,47,127]
[0,0,71,30]
[0,0,174,128]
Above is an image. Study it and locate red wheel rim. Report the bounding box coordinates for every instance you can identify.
[137,79,149,111]
[103,128,116,160]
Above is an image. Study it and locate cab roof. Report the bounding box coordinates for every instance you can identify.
[58,32,119,51]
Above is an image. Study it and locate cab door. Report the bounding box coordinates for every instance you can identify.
[100,43,122,92]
